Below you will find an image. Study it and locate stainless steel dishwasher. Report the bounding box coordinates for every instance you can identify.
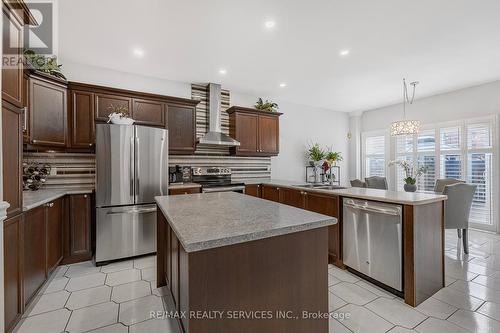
[343,198,403,292]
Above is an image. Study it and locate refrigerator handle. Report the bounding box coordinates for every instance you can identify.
[130,136,134,198]
[136,136,140,202]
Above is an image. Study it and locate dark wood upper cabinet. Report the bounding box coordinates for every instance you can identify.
[258,114,279,155]
[29,73,68,147]
[23,205,47,305]
[4,214,23,333]
[69,90,95,148]
[46,198,64,274]
[2,5,23,108]
[95,93,132,122]
[63,194,92,263]
[167,103,197,154]
[132,98,165,127]
[2,103,23,218]
[228,106,282,157]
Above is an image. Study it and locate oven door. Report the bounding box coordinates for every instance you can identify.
[202,186,246,194]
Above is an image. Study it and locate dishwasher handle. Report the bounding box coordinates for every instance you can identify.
[344,199,401,216]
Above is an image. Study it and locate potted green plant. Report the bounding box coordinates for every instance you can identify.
[307,143,325,183]
[325,150,343,167]
[254,98,279,112]
[388,160,428,192]
[24,49,66,80]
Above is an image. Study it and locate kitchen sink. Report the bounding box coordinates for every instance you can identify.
[292,184,347,190]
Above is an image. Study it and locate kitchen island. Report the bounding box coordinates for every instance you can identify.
[244,180,447,307]
[155,192,336,333]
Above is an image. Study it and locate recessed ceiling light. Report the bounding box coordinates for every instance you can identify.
[339,49,350,57]
[265,20,276,29]
[219,69,227,75]
[279,83,287,88]
[132,48,145,57]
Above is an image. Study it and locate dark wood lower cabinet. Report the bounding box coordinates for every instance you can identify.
[4,214,23,333]
[304,192,341,266]
[261,185,280,202]
[63,194,92,264]
[169,187,201,196]
[46,198,64,274]
[279,187,305,208]
[244,184,261,198]
[23,206,47,304]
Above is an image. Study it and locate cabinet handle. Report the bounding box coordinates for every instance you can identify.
[32,139,37,143]
[83,195,88,198]
[46,202,54,207]
[23,107,28,132]
[88,143,93,147]
[276,187,280,191]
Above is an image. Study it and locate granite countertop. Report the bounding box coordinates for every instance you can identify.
[240,179,447,206]
[168,182,201,190]
[23,188,94,211]
[155,192,336,253]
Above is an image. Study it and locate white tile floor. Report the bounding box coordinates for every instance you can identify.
[13,229,500,333]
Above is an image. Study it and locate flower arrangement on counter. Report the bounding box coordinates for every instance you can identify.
[388,160,428,192]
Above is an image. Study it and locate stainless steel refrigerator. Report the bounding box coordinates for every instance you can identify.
[95,124,168,265]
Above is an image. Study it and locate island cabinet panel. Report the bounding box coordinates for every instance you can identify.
[245,184,261,198]
[187,228,328,332]
[4,214,23,333]
[95,93,132,122]
[228,106,282,157]
[167,103,197,154]
[403,202,445,306]
[28,74,68,147]
[69,90,95,148]
[23,205,47,305]
[2,103,23,218]
[304,192,341,266]
[63,194,92,264]
[132,98,165,127]
[261,185,280,202]
[46,198,64,274]
[2,5,24,108]
[170,230,180,309]
[279,187,305,209]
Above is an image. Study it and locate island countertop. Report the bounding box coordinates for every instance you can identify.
[155,192,337,252]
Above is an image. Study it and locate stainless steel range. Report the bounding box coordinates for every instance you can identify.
[192,167,245,193]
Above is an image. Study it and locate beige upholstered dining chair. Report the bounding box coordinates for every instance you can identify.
[434,178,465,193]
[350,179,366,188]
[442,183,477,254]
[365,176,388,190]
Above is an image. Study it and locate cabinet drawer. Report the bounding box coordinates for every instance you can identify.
[169,187,201,195]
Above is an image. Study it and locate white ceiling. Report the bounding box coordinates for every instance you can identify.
[57,0,500,112]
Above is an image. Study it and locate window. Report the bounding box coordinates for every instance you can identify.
[466,122,494,227]
[395,129,436,191]
[363,116,497,231]
[363,134,386,178]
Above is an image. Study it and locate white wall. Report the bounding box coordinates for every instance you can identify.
[232,92,349,184]
[361,80,500,132]
[62,62,350,185]
[62,61,191,98]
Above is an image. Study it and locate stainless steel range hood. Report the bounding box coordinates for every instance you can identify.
[197,83,240,147]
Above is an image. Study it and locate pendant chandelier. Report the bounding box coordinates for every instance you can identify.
[390,79,421,136]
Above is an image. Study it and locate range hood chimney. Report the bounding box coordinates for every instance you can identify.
[197,83,240,147]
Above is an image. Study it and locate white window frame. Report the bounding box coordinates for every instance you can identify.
[361,130,389,180]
